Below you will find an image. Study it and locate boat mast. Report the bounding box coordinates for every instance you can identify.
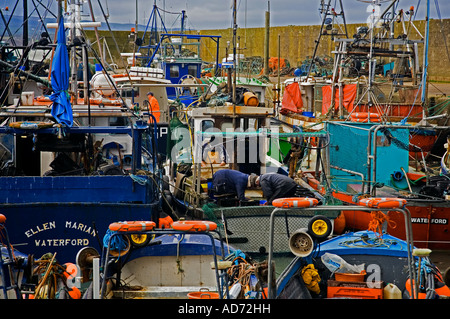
[231,0,238,169]
[232,0,237,106]
[421,0,430,123]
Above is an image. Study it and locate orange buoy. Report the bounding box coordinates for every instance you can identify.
[272,197,319,208]
[171,220,217,232]
[0,214,6,224]
[243,91,259,106]
[159,215,174,229]
[359,197,407,209]
[108,221,156,232]
[68,287,81,299]
[333,212,346,235]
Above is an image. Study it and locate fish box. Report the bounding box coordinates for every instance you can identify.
[327,280,383,299]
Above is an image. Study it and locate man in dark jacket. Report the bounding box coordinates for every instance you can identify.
[212,169,257,201]
[256,173,298,205]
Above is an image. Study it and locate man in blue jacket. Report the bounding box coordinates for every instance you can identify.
[255,173,298,205]
[212,169,257,201]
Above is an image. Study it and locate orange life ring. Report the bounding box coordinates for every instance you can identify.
[108,221,156,232]
[272,197,319,208]
[359,197,407,209]
[351,117,381,123]
[350,112,380,119]
[350,112,381,123]
[9,121,54,129]
[171,220,217,232]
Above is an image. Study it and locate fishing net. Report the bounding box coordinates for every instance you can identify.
[204,205,338,255]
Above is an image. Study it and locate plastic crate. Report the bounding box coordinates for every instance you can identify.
[327,280,383,299]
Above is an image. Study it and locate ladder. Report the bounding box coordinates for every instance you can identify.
[0,214,21,299]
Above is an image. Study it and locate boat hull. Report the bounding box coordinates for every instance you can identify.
[342,200,450,250]
[106,234,234,299]
[277,231,413,299]
[1,176,157,263]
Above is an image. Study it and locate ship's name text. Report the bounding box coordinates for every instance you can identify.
[25,221,97,238]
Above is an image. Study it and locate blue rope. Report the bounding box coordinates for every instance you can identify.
[103,229,128,252]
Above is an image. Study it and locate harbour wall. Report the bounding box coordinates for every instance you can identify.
[86,19,450,82]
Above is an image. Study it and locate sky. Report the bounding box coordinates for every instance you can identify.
[2,0,450,31]
[96,0,450,30]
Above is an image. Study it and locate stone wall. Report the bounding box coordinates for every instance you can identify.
[86,18,450,81]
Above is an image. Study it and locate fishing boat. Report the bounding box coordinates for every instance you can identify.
[273,0,450,250]
[131,3,220,107]
[97,219,235,299]
[0,0,262,300]
[267,197,450,299]
[0,0,231,282]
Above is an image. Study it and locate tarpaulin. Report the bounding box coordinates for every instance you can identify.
[280,83,303,114]
[50,16,73,127]
[321,84,357,115]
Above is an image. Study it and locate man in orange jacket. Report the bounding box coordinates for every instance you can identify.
[147,92,160,122]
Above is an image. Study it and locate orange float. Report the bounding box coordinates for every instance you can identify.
[108,221,156,232]
[171,220,217,232]
[350,112,381,123]
[272,197,319,208]
[359,197,407,209]
[68,287,81,299]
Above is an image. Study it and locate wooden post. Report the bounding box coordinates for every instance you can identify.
[264,2,270,77]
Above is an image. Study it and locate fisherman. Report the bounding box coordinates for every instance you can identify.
[255,173,299,205]
[147,92,161,122]
[212,169,258,201]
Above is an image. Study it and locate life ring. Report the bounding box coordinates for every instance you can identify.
[351,117,381,123]
[272,197,319,208]
[350,112,380,119]
[9,121,54,129]
[171,220,217,232]
[108,221,156,232]
[350,112,381,123]
[359,197,407,209]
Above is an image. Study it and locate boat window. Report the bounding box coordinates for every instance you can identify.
[188,65,197,77]
[221,122,234,132]
[170,65,179,78]
[120,88,138,98]
[201,120,214,132]
[109,117,129,126]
